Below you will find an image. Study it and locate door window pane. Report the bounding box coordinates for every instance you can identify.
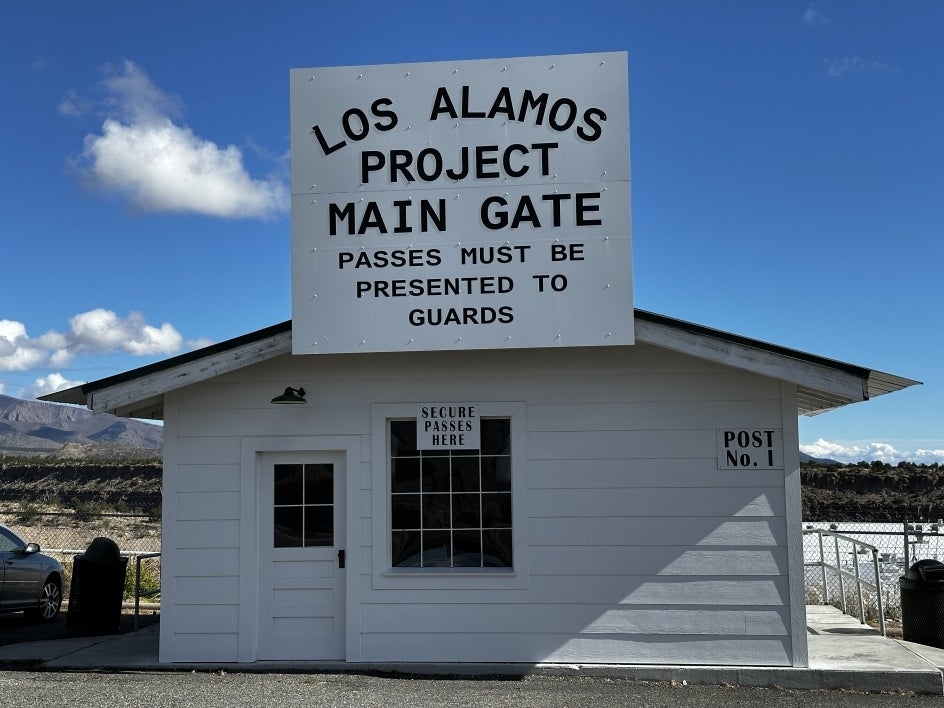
[273,463,334,548]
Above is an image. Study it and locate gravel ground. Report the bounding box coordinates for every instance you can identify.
[0,670,940,708]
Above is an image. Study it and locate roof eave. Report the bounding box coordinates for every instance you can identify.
[632,310,920,415]
[38,312,920,419]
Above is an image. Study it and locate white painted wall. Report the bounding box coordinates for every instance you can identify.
[158,343,804,666]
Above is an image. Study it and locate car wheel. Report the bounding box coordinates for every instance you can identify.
[30,578,62,622]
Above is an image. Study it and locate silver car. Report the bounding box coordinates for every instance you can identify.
[0,523,63,622]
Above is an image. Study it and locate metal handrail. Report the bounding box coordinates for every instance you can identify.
[803,528,885,636]
[133,551,161,629]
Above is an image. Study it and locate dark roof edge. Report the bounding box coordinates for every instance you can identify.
[633,309,868,377]
[41,311,920,404]
[633,308,921,398]
[72,320,292,396]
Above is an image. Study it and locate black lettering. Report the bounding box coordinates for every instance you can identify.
[416,148,443,181]
[313,124,345,156]
[519,90,549,124]
[370,97,398,131]
[329,202,355,235]
[488,86,515,120]
[576,192,602,226]
[502,144,528,177]
[577,107,606,142]
[421,200,446,232]
[511,195,539,229]
[542,193,571,227]
[358,202,387,234]
[531,143,557,175]
[393,200,412,233]
[360,150,384,184]
[445,147,469,180]
[548,98,578,131]
[475,145,499,178]
[390,149,415,183]
[461,85,486,118]
[341,108,370,141]
[429,87,458,120]
[481,195,507,230]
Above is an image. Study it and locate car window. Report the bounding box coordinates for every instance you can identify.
[0,526,25,553]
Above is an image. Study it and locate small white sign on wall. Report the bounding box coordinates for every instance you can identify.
[417,403,480,450]
[717,429,783,470]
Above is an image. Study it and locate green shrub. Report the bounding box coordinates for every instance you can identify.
[124,556,161,602]
[14,501,40,524]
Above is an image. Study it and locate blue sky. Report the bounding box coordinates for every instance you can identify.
[1,1,941,463]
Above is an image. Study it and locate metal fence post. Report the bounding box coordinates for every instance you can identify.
[872,548,886,636]
[904,521,910,570]
[834,533,847,613]
[852,546,865,624]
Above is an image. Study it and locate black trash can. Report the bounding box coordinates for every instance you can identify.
[67,537,128,635]
[899,559,944,648]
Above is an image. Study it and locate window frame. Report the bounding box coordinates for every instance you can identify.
[369,402,529,590]
[389,417,513,569]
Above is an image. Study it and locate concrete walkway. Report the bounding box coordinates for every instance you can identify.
[1,606,943,694]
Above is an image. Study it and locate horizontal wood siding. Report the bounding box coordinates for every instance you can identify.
[161,344,794,665]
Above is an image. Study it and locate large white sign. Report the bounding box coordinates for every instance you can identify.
[290,53,632,354]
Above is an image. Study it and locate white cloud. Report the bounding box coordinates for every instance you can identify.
[25,373,84,398]
[69,60,287,219]
[824,56,897,78]
[187,337,216,350]
[802,4,830,27]
[57,89,91,118]
[802,438,944,465]
[67,309,182,356]
[0,320,49,371]
[0,309,184,373]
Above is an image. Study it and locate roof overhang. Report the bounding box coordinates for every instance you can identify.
[42,322,292,419]
[633,310,918,416]
[41,311,919,419]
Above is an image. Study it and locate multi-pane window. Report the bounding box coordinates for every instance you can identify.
[273,463,334,548]
[390,418,512,568]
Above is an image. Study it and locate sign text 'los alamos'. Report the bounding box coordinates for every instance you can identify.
[290,52,632,354]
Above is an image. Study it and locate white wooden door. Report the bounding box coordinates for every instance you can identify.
[258,451,345,660]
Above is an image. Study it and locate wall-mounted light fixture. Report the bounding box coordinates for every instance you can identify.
[271,387,307,404]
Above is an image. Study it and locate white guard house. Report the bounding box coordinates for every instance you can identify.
[43,53,917,666]
[43,312,917,666]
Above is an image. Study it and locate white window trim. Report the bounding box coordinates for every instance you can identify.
[369,402,529,591]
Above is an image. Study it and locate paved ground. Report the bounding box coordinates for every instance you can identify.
[0,606,159,647]
[1,605,944,703]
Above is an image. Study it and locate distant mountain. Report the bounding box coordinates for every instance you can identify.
[0,394,162,457]
[800,451,841,466]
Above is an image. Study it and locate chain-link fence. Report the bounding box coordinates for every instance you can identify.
[0,506,161,608]
[803,520,944,630]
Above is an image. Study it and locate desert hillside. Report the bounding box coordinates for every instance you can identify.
[801,461,944,521]
[1,457,939,523]
[0,458,162,512]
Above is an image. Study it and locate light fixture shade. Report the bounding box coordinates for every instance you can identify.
[271,386,307,404]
